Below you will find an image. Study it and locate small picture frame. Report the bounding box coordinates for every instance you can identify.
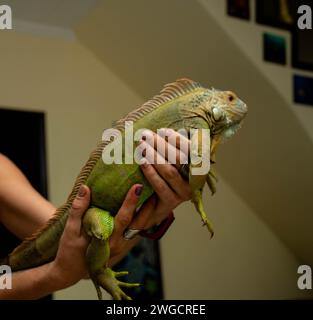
[263,32,287,65]
[256,0,298,30]
[294,75,313,107]
[292,29,313,71]
[227,0,250,20]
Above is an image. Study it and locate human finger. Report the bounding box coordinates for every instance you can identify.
[158,128,190,156]
[140,162,180,206]
[141,130,188,169]
[113,184,143,237]
[66,185,91,237]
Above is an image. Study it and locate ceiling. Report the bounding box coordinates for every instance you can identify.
[7,0,100,28]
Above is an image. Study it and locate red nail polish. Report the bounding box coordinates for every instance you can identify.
[78,185,86,197]
[135,185,143,196]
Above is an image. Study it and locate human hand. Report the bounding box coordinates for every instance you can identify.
[49,185,91,289]
[138,129,192,228]
[49,184,155,283]
[108,183,153,266]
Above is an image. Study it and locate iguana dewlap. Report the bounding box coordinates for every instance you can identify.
[2,79,247,300]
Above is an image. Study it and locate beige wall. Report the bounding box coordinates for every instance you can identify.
[0,31,141,299]
[161,177,309,299]
[0,30,311,299]
[0,31,142,206]
[200,0,313,142]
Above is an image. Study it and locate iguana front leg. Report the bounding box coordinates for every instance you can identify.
[83,207,140,300]
[189,129,215,237]
[206,169,218,196]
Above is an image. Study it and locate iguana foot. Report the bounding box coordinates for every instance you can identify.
[92,268,140,300]
[83,207,140,300]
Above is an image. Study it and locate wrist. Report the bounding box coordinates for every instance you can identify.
[140,212,175,240]
[47,261,73,291]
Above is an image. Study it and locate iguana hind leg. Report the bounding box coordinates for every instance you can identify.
[83,207,140,300]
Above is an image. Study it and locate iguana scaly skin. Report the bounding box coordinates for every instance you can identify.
[2,79,247,300]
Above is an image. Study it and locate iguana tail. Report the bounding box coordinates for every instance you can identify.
[6,205,69,271]
[4,140,106,272]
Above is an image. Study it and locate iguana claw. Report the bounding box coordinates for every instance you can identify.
[93,268,141,300]
[202,219,214,239]
[192,190,215,239]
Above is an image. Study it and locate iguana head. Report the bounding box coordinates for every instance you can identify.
[203,88,248,157]
[207,89,248,135]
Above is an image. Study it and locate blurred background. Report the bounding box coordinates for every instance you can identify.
[0,0,312,299]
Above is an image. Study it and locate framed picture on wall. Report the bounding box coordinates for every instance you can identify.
[256,0,300,30]
[294,75,313,106]
[263,32,287,65]
[0,108,48,198]
[292,29,313,71]
[227,0,250,20]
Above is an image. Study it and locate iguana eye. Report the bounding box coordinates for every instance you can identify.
[228,94,235,102]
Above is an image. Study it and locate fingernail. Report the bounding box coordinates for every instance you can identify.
[140,158,148,167]
[158,128,166,137]
[78,185,86,197]
[142,130,153,140]
[166,128,174,136]
[135,185,143,196]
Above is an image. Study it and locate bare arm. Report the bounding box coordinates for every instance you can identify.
[0,154,55,239]
[0,184,140,299]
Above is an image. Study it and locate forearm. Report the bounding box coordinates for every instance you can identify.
[0,154,55,239]
[0,262,62,300]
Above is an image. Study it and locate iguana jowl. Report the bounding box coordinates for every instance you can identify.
[2,79,247,299]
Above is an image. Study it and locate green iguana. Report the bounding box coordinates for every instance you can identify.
[2,79,247,300]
